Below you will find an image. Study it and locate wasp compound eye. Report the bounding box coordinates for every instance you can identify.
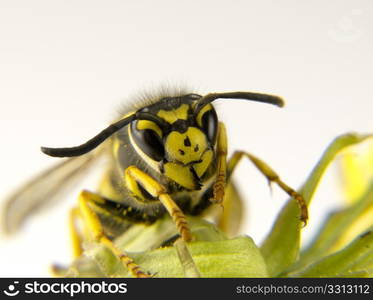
[195,104,218,145]
[130,119,165,161]
[201,108,218,144]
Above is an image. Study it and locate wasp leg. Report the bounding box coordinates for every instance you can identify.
[78,190,151,278]
[227,151,308,225]
[69,207,83,258]
[124,166,192,242]
[208,122,245,236]
[210,122,228,206]
[216,181,245,237]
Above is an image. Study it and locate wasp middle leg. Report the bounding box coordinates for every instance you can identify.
[227,151,308,225]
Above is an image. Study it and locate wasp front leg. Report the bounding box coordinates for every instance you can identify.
[227,151,308,225]
[77,190,151,278]
[210,122,228,205]
[124,166,192,242]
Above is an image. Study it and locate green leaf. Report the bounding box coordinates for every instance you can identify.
[260,133,373,277]
[288,183,373,273]
[289,228,373,277]
[66,216,268,277]
[114,214,227,252]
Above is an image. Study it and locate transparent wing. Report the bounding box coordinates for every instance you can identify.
[1,149,106,235]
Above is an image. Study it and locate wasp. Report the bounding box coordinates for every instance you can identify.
[2,89,308,277]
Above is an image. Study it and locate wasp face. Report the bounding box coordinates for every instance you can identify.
[130,94,218,190]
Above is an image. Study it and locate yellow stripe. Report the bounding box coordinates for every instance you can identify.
[137,120,162,137]
[196,104,213,127]
[157,104,189,124]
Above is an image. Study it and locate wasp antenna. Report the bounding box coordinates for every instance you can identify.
[136,112,170,130]
[194,91,285,115]
[41,114,137,157]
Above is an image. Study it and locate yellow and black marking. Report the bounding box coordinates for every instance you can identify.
[3,89,307,278]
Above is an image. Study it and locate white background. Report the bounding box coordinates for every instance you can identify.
[0,0,372,276]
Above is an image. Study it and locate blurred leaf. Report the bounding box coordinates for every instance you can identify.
[216,181,245,238]
[339,140,373,204]
[288,184,373,273]
[289,228,373,277]
[260,133,373,277]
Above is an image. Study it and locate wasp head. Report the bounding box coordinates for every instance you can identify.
[130,94,218,190]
